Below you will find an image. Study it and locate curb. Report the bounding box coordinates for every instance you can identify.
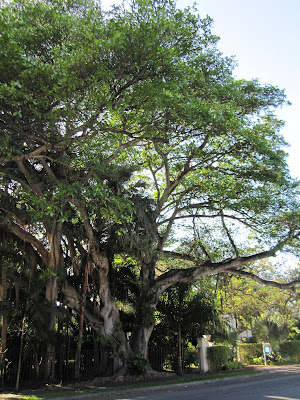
[48,372,263,400]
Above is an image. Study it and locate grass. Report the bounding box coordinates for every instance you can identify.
[0,369,259,400]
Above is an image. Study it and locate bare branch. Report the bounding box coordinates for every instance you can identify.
[194,219,211,261]
[16,160,44,197]
[148,160,161,202]
[153,141,170,193]
[226,268,300,297]
[150,237,294,301]
[158,204,180,251]
[220,209,240,258]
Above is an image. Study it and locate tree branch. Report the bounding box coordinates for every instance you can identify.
[150,237,294,301]
[16,160,44,197]
[61,280,105,334]
[226,268,300,297]
[1,218,49,263]
[220,209,240,258]
[107,137,142,162]
[161,250,196,262]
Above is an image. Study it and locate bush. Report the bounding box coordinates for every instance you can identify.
[223,361,244,370]
[128,353,150,375]
[252,356,265,365]
[279,340,300,362]
[239,343,263,364]
[207,345,229,371]
[184,351,199,369]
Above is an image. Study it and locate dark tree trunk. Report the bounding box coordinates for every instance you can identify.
[15,317,26,391]
[0,262,7,387]
[75,264,89,379]
[177,320,183,375]
[44,227,62,381]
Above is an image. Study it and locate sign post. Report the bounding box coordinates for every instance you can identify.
[263,343,271,366]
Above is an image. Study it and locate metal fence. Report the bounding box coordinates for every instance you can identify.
[0,347,117,389]
[0,346,174,389]
[0,346,173,388]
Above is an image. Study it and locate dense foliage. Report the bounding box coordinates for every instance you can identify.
[207,345,229,371]
[238,343,263,364]
[279,340,300,362]
[1,0,300,381]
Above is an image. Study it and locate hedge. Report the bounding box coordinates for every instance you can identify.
[279,341,300,362]
[238,343,263,364]
[207,345,229,371]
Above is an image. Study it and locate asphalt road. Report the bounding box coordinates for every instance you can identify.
[90,365,300,400]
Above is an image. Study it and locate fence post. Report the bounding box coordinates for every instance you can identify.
[197,336,211,372]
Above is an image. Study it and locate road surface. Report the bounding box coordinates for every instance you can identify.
[91,365,300,400]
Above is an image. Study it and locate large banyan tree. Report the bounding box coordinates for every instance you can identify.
[1,0,300,379]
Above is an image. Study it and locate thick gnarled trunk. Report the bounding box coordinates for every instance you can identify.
[95,252,131,367]
[62,251,132,373]
[130,325,154,358]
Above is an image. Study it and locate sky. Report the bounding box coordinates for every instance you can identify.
[102,0,300,180]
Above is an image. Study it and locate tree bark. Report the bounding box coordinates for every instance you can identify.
[62,281,105,333]
[95,252,131,366]
[44,226,62,381]
[177,320,183,375]
[130,324,154,357]
[75,263,89,379]
[15,317,26,391]
[0,262,7,386]
[74,202,131,370]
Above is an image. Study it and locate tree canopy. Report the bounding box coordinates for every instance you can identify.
[1,0,300,379]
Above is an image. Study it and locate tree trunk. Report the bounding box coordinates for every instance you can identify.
[15,317,26,391]
[44,279,58,381]
[130,324,154,357]
[95,253,130,366]
[63,252,131,375]
[75,203,131,373]
[62,281,105,333]
[44,227,62,381]
[129,297,156,358]
[129,261,157,358]
[75,264,89,379]
[177,320,183,375]
[0,262,7,387]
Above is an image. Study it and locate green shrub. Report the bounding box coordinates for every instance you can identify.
[239,343,263,364]
[128,353,150,375]
[252,356,265,365]
[184,351,199,368]
[207,345,229,371]
[223,361,244,370]
[279,340,300,362]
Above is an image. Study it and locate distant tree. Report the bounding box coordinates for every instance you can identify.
[217,261,300,332]
[252,319,289,350]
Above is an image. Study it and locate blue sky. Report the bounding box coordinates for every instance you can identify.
[192,0,300,180]
[102,0,300,179]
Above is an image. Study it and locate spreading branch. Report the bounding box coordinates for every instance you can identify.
[151,235,296,301]
[226,268,300,297]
